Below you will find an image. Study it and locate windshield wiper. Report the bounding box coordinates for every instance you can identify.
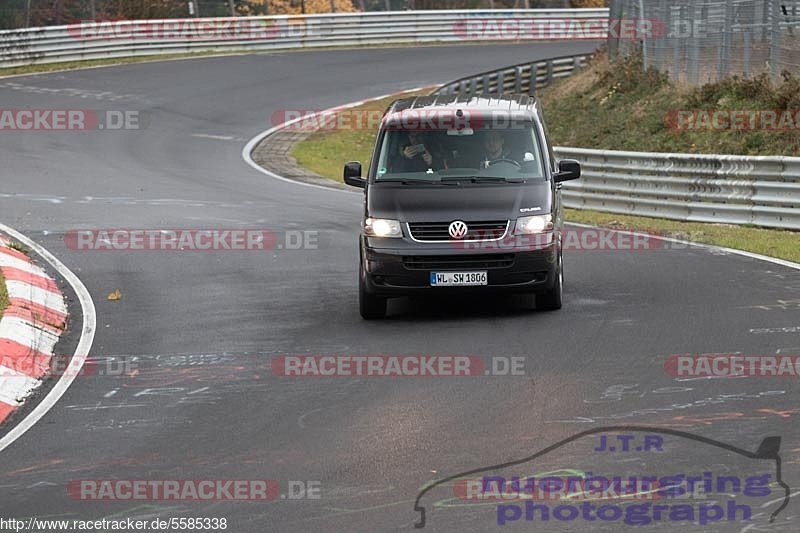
[441,176,526,184]
[376,178,466,186]
[376,178,441,185]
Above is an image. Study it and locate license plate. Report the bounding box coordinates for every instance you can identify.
[430,271,488,287]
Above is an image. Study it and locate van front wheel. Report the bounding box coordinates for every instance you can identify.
[536,253,563,311]
[359,270,387,320]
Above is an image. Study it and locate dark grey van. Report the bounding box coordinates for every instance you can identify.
[344,94,580,319]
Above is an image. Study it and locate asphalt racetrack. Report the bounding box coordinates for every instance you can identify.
[1,42,799,532]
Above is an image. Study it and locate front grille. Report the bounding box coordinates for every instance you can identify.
[403,254,515,270]
[408,220,509,242]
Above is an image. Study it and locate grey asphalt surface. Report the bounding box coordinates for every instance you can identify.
[1,42,800,532]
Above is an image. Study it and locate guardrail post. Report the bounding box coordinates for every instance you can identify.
[670,3,683,83]
[770,0,782,80]
[608,0,622,59]
[718,0,732,78]
[754,0,764,40]
[639,0,648,70]
[430,52,615,99]
[498,71,507,95]
[528,62,538,95]
[653,0,667,72]
[744,31,752,77]
[689,2,702,84]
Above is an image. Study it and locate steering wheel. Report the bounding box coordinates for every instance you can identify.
[487,158,521,168]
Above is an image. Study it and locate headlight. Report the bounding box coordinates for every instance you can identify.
[365,218,402,238]
[516,214,553,234]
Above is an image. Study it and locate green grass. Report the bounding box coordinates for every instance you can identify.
[565,209,800,263]
[538,52,800,155]
[290,77,799,264]
[0,241,31,321]
[292,92,429,183]
[0,269,7,321]
[0,51,258,78]
[7,240,30,255]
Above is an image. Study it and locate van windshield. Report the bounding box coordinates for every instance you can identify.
[374,122,545,182]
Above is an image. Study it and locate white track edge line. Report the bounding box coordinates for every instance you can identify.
[243,89,800,273]
[566,222,800,271]
[0,223,96,453]
[241,86,434,195]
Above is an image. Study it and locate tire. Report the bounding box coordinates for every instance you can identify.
[359,265,387,320]
[536,252,563,311]
[518,292,536,311]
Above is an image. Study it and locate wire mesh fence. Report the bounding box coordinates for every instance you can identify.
[610,0,800,84]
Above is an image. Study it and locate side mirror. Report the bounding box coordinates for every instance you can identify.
[343,161,366,188]
[554,159,581,183]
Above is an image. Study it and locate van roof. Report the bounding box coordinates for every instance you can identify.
[386,93,540,117]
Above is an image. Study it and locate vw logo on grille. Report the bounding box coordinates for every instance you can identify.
[448,220,469,240]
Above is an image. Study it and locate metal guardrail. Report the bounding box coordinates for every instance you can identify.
[434,54,588,96]
[556,148,800,230]
[433,55,800,231]
[0,9,609,69]
[6,9,796,230]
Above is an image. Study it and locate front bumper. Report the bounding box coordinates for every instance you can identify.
[361,234,558,297]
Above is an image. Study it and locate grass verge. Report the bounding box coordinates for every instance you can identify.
[0,51,241,78]
[0,240,31,321]
[565,209,800,263]
[292,92,429,182]
[538,52,800,155]
[6,240,30,255]
[0,268,7,321]
[289,82,799,264]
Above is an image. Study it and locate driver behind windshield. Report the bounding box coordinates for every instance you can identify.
[480,129,516,169]
[396,130,447,173]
